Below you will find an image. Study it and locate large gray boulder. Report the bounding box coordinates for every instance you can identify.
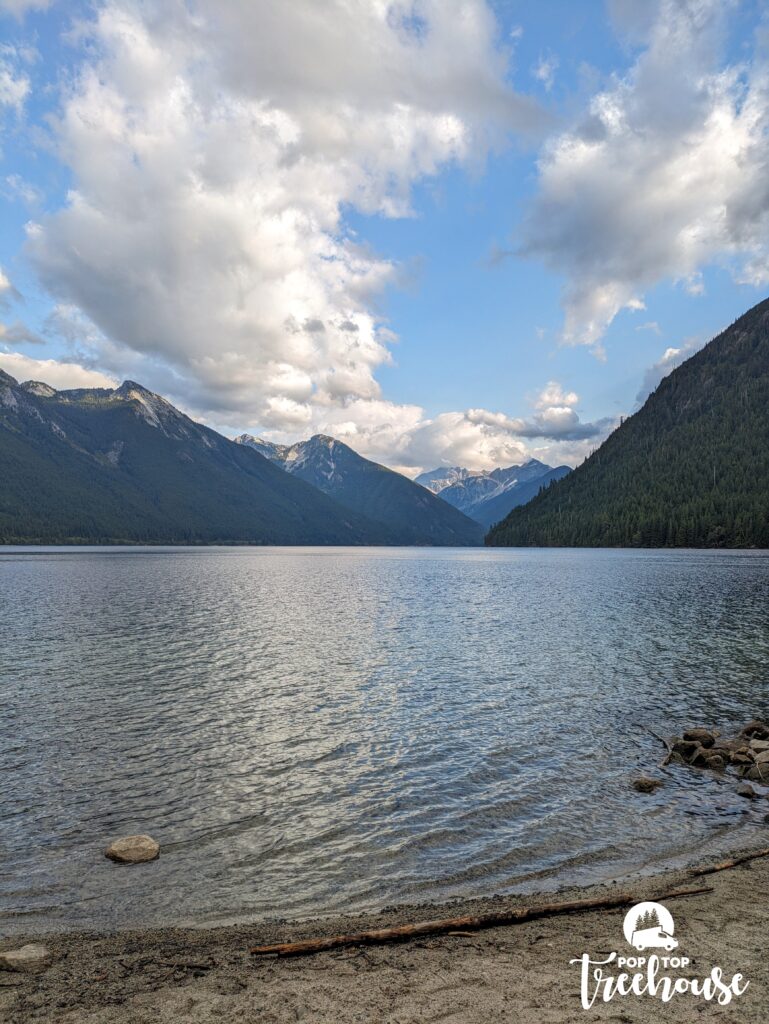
[105,835,160,864]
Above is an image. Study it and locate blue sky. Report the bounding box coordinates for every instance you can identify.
[1,0,768,473]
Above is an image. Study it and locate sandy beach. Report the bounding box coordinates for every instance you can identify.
[2,844,768,1024]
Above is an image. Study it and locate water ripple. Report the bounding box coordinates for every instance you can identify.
[1,546,769,933]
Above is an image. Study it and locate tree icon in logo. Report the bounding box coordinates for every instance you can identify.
[623,901,678,952]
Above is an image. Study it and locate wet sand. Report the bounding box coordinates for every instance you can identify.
[2,844,768,1024]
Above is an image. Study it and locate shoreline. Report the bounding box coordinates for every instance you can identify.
[3,841,768,1023]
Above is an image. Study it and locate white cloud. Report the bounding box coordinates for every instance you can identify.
[533,380,578,409]
[523,0,769,347]
[252,379,618,474]
[4,173,42,205]
[29,0,542,441]
[532,53,559,92]
[0,351,116,388]
[0,57,29,110]
[0,0,49,17]
[635,321,661,334]
[6,1,628,474]
[0,267,21,308]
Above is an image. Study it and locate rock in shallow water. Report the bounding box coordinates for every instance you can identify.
[745,762,769,784]
[672,739,702,761]
[0,945,51,973]
[741,720,769,739]
[632,776,663,793]
[736,783,757,799]
[683,728,715,747]
[105,835,160,864]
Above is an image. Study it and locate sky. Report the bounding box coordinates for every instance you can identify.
[1,0,768,476]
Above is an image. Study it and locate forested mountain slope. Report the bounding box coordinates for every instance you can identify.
[0,373,378,545]
[487,297,769,548]
[237,433,483,546]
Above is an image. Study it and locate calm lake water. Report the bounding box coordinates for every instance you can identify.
[1,546,769,935]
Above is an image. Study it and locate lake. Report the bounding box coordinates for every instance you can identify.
[1,546,768,936]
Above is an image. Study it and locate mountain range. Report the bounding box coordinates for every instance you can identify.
[0,370,481,546]
[487,296,769,548]
[415,459,570,528]
[235,434,483,546]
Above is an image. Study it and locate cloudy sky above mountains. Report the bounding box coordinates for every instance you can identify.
[1,0,767,473]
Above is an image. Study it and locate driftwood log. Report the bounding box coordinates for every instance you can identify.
[690,846,769,877]
[249,886,712,957]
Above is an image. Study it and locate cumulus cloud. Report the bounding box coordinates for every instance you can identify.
[28,0,543,440]
[0,351,116,388]
[254,379,618,474]
[464,378,617,443]
[523,0,769,347]
[533,380,578,409]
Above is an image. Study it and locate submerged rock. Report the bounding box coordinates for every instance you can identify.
[105,835,160,864]
[632,776,663,793]
[0,945,51,973]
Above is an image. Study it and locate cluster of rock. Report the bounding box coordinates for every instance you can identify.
[634,719,769,799]
[668,720,769,787]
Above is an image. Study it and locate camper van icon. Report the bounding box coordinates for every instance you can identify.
[623,902,679,952]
